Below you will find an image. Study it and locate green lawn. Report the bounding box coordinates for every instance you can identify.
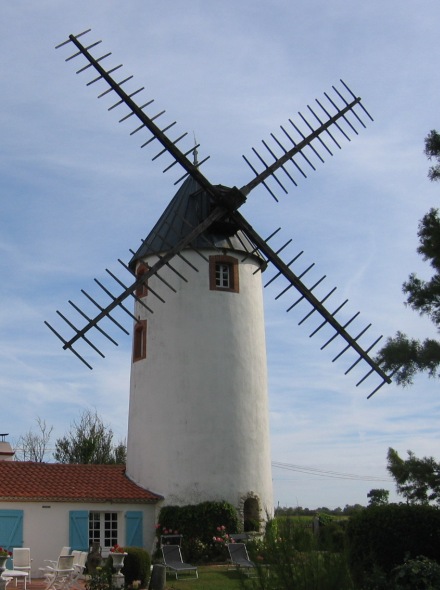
[164,564,249,590]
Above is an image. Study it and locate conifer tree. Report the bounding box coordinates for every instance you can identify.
[387,447,440,505]
[376,130,440,384]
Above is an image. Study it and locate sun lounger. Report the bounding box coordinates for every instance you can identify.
[162,545,198,580]
[227,543,255,573]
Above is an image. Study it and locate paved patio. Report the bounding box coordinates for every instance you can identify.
[9,580,86,590]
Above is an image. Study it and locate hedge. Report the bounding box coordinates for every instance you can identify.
[347,503,440,587]
[157,500,239,562]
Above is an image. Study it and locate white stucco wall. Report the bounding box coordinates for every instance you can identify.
[0,501,158,577]
[126,247,274,520]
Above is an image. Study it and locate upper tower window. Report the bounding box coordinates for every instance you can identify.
[209,255,239,293]
[135,263,149,298]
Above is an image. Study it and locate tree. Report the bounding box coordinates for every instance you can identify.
[387,447,440,505]
[14,417,53,462]
[342,503,364,516]
[54,409,126,464]
[367,488,389,507]
[376,130,440,385]
[425,129,440,181]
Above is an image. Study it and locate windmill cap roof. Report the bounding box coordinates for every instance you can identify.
[129,176,262,268]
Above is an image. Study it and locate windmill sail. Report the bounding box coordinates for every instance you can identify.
[46,29,394,396]
[241,80,372,202]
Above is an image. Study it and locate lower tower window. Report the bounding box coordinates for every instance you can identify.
[133,320,147,361]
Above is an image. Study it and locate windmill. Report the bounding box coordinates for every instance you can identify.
[47,30,395,522]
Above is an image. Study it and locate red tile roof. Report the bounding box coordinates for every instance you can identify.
[0,462,162,503]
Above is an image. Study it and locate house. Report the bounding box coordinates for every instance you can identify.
[0,460,162,577]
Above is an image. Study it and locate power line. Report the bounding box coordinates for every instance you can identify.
[272,461,392,482]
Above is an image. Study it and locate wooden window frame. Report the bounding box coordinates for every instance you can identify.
[209,255,239,293]
[89,511,118,552]
[133,320,147,362]
[135,263,149,298]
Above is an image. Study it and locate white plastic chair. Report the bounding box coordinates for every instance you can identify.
[70,551,80,565]
[1,573,13,589]
[42,555,75,590]
[12,548,32,582]
[41,547,72,571]
[69,552,87,589]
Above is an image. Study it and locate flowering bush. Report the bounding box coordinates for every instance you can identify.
[211,525,235,561]
[212,525,234,545]
[85,565,112,590]
[155,524,179,538]
[183,538,209,563]
[156,501,239,562]
[109,544,125,554]
[154,525,181,552]
[0,548,12,557]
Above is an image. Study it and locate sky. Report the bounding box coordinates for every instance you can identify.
[1,1,439,510]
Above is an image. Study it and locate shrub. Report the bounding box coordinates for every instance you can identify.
[392,555,440,590]
[85,565,112,590]
[347,504,440,588]
[247,517,353,590]
[157,500,239,562]
[244,517,260,532]
[318,519,348,552]
[121,547,151,587]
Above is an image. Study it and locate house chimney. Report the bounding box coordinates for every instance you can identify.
[0,434,15,461]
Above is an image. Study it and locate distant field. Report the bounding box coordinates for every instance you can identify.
[276,515,349,522]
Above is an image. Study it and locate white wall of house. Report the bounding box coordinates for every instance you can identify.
[0,501,159,577]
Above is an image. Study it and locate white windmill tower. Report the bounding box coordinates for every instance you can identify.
[48,30,394,528]
[125,173,273,523]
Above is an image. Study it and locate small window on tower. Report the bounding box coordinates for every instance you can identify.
[209,255,239,293]
[135,264,149,298]
[133,320,147,362]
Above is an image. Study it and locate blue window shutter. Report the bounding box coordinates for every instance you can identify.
[0,510,23,548]
[69,511,89,550]
[0,509,23,568]
[125,511,143,547]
